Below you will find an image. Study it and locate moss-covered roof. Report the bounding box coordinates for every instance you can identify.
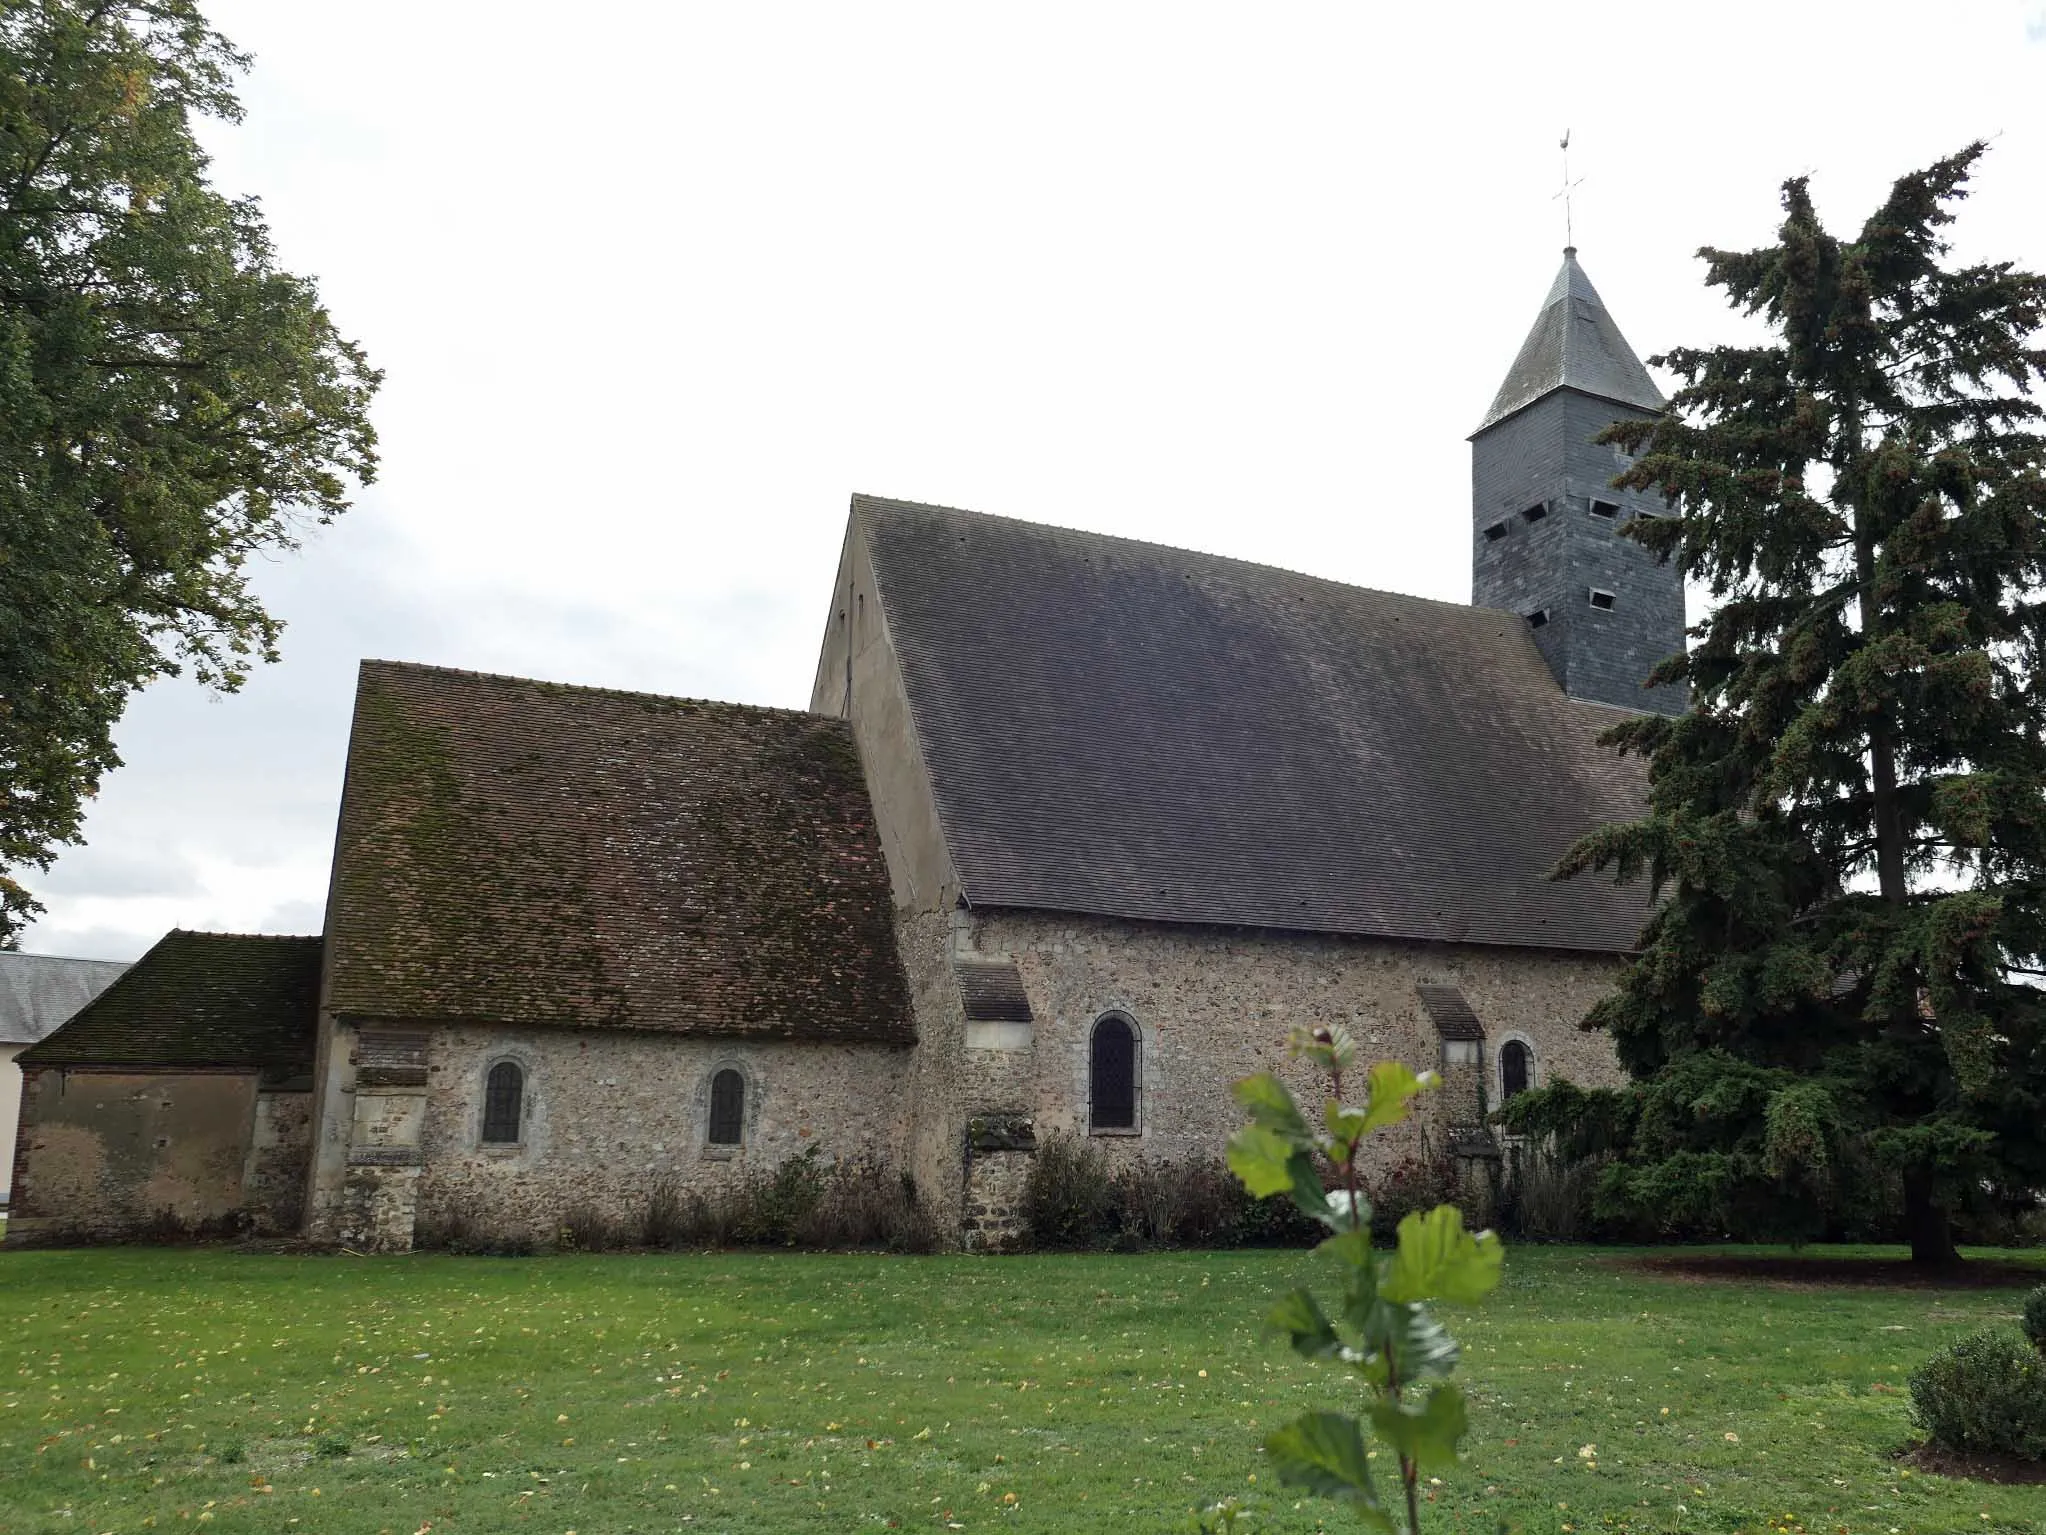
[17,930,321,1070]
[324,660,914,1044]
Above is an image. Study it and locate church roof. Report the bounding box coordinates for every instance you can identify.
[324,661,913,1044]
[17,931,319,1070]
[1475,248,1665,433]
[0,952,130,1047]
[857,495,1653,953]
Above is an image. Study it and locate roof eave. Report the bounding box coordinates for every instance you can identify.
[1468,382,1665,441]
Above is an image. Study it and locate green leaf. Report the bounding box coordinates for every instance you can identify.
[1233,1072,1315,1146]
[1358,1061,1438,1136]
[1263,1413,1394,1529]
[1266,1288,1342,1361]
[1380,1205,1504,1305]
[1324,1102,1371,1160]
[1284,1152,1333,1226]
[1362,1299,1460,1384]
[1367,1383,1470,1472]
[1225,1124,1300,1199]
[1227,1125,1331,1223]
[1318,1229,1380,1332]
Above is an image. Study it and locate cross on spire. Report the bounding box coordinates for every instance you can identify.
[1554,130,1585,249]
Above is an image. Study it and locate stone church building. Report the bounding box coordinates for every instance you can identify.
[9,250,1680,1250]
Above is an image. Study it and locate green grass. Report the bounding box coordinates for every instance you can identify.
[0,1245,2039,1535]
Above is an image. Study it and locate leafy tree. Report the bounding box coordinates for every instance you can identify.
[1,1,379,941]
[1217,1026,1502,1533]
[1510,145,2046,1264]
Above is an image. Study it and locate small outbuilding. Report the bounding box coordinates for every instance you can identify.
[0,952,131,1206]
[7,931,321,1243]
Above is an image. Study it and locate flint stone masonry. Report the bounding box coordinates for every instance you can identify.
[962,1147,1033,1251]
[959,909,1628,1186]
[7,1069,309,1242]
[304,1016,913,1250]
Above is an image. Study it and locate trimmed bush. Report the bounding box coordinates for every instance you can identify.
[2023,1285,2046,1352]
[1909,1326,2046,1462]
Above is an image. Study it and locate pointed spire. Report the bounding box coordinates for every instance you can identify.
[1474,248,1664,433]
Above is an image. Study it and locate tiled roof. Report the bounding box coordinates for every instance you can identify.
[17,931,319,1069]
[0,953,131,1046]
[324,661,914,1044]
[1416,984,1485,1042]
[857,495,1653,953]
[1476,248,1665,433]
[954,959,1033,1023]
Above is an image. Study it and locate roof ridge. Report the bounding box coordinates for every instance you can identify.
[0,950,130,965]
[163,929,321,943]
[357,658,834,724]
[850,494,1498,623]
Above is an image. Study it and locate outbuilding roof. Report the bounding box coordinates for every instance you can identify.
[0,953,130,1047]
[16,931,319,1070]
[323,661,913,1043]
[856,495,1653,953]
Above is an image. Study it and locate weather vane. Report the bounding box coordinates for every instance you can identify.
[1554,129,1585,249]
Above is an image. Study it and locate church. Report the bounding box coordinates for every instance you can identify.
[8,250,1682,1251]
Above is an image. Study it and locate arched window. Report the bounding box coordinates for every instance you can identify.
[707,1068,746,1145]
[1500,1039,1532,1101]
[482,1061,524,1144]
[1089,1014,1138,1132]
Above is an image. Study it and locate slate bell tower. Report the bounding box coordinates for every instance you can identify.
[1470,249,1685,715]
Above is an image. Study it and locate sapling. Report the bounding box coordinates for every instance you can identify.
[1222,1025,1503,1534]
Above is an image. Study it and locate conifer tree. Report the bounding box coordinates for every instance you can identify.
[1514,146,2046,1264]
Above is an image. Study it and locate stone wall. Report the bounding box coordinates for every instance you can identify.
[243,1087,314,1230]
[6,1068,310,1243]
[809,513,962,911]
[0,1042,25,1204]
[960,910,1626,1194]
[891,908,973,1237]
[303,1016,914,1250]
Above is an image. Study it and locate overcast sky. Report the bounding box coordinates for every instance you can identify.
[21,1,2046,960]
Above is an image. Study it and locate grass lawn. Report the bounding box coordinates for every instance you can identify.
[0,1244,2040,1535]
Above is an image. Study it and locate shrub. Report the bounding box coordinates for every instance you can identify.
[642,1179,690,1249]
[1113,1158,1189,1249]
[414,1205,541,1256]
[1023,1141,1352,1251]
[732,1144,830,1245]
[2023,1286,2046,1352]
[313,1434,351,1459]
[1909,1326,2046,1461]
[558,1205,635,1253]
[632,1150,932,1253]
[1366,1141,1461,1241]
[1164,1159,1255,1247]
[1224,1188,1324,1249]
[791,1159,936,1253]
[1497,1145,1602,1243]
[213,1439,246,1465]
[1021,1135,1119,1250]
